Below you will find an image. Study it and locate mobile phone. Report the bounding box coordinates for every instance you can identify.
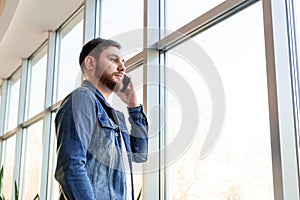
[121,75,131,93]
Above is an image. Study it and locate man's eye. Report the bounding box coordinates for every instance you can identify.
[109,57,124,63]
[109,58,117,63]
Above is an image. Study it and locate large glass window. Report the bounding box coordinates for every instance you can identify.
[2,135,16,199]
[165,2,274,199]
[292,0,300,176]
[21,120,44,199]
[166,0,224,33]
[6,69,21,131]
[111,66,144,198]
[47,113,59,200]
[101,0,143,38]
[27,45,48,119]
[2,0,300,199]
[296,0,300,62]
[55,11,83,102]
[0,84,2,113]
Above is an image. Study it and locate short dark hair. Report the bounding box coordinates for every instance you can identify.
[79,38,121,70]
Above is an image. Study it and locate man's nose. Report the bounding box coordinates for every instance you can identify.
[117,57,126,71]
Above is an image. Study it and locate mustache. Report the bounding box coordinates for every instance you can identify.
[112,72,124,77]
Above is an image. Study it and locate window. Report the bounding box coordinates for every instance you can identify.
[296,0,300,62]
[165,2,274,199]
[6,69,21,131]
[1,0,300,199]
[110,66,144,199]
[2,135,16,199]
[0,83,2,114]
[101,0,143,39]
[26,44,48,119]
[292,0,300,177]
[20,120,44,199]
[55,11,83,102]
[166,0,225,33]
[101,0,144,59]
[47,113,59,200]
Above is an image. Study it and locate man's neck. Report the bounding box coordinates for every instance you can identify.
[96,82,112,101]
[84,77,112,101]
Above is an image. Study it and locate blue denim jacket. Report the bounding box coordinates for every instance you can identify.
[55,80,148,200]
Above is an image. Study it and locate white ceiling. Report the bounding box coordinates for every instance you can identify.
[0,0,83,81]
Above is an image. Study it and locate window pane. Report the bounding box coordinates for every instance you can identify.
[0,85,2,112]
[111,66,144,199]
[27,46,48,119]
[21,120,43,199]
[166,2,274,199]
[101,0,143,38]
[296,0,300,62]
[6,70,21,131]
[294,0,300,172]
[48,113,59,200]
[166,0,224,33]
[2,135,16,199]
[56,13,83,101]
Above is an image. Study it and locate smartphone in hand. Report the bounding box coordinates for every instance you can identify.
[121,75,131,93]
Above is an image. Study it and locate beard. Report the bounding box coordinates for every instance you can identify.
[95,63,122,92]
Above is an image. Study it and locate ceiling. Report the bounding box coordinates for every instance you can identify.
[0,0,83,83]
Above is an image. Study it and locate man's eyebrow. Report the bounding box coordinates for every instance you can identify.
[107,53,125,62]
[107,53,121,57]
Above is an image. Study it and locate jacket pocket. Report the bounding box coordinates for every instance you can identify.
[97,113,118,130]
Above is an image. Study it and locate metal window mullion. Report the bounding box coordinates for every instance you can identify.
[13,59,29,200]
[18,60,29,125]
[18,129,27,200]
[262,0,300,199]
[125,52,144,72]
[40,31,57,200]
[23,60,32,121]
[53,31,61,103]
[45,32,57,109]
[286,0,300,179]
[143,0,161,199]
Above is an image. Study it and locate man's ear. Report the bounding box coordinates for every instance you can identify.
[84,55,96,71]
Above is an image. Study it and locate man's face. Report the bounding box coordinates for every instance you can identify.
[95,46,126,92]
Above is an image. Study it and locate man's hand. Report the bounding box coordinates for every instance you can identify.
[115,75,139,108]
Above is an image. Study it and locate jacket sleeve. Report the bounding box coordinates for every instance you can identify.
[128,105,148,163]
[54,90,97,200]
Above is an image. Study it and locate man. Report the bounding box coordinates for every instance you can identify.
[54,38,148,200]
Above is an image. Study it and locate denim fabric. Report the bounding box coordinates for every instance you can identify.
[55,80,148,200]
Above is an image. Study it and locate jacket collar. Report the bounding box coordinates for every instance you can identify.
[81,80,112,108]
[81,80,127,130]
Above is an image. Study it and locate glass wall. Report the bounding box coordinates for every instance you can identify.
[166,0,225,33]
[0,84,2,111]
[101,0,143,38]
[101,0,144,59]
[20,120,44,199]
[296,0,300,62]
[47,113,59,200]
[55,11,83,102]
[26,44,48,119]
[2,135,16,199]
[165,2,274,199]
[5,69,21,132]
[0,0,299,199]
[292,1,300,177]
[111,66,144,199]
